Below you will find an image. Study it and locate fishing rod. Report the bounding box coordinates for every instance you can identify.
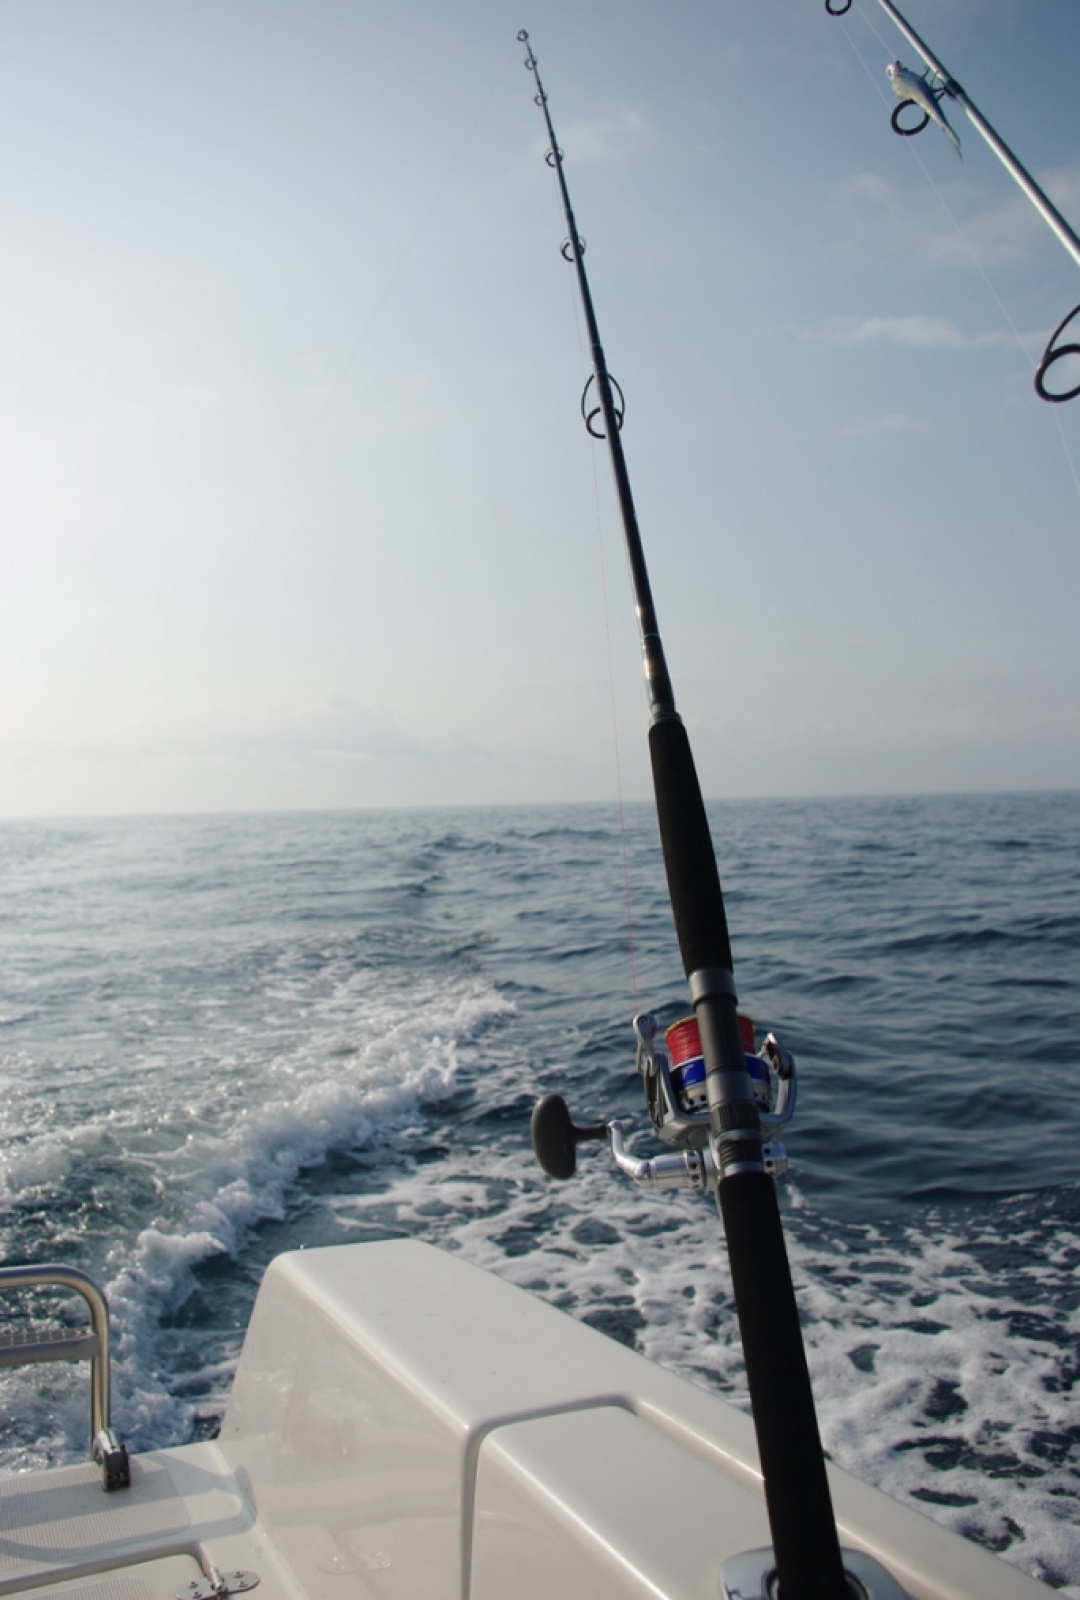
[826,0,1080,402]
[517,32,856,1600]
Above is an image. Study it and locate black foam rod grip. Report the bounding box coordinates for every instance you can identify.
[721,1171,848,1600]
[648,717,734,980]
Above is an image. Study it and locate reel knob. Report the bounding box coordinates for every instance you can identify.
[531,1095,609,1179]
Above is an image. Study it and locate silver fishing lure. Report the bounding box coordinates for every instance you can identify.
[886,60,962,159]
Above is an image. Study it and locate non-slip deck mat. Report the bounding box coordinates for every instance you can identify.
[0,1460,191,1573]
[29,1555,204,1600]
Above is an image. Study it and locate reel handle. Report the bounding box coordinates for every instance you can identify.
[531,1095,609,1179]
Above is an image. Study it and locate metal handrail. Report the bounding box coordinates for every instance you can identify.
[0,1265,112,1444]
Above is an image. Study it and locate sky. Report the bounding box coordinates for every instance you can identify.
[2,0,1080,816]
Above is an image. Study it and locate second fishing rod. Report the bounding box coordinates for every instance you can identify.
[519,32,849,1600]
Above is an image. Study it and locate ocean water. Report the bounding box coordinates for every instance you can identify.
[1,794,1079,1592]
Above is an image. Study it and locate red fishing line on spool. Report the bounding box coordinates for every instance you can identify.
[664,1014,758,1113]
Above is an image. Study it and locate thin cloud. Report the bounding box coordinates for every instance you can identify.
[839,157,1080,275]
[840,413,920,438]
[842,172,895,204]
[922,165,1080,269]
[248,698,483,768]
[556,107,650,165]
[11,698,479,769]
[804,313,1012,350]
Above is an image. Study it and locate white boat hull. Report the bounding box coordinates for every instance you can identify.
[0,1241,1054,1600]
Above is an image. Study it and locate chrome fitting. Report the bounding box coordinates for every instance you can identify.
[609,1123,714,1191]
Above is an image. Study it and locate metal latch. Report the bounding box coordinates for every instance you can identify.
[177,1569,260,1600]
[92,1427,130,1492]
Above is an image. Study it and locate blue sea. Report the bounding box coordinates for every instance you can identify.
[1,794,1079,1592]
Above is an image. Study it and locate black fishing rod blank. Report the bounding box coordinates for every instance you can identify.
[518,31,858,1600]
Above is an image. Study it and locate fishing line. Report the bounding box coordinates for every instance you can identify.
[846,6,1034,353]
[846,0,898,60]
[563,224,641,1008]
[840,6,1080,516]
[520,36,850,1591]
[592,445,642,1011]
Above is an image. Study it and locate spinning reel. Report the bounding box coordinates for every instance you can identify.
[531,1010,797,1204]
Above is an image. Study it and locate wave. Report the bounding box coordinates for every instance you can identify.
[0,969,513,1465]
[2,797,1079,1591]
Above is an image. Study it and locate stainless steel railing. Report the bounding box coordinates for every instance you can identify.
[0,1265,113,1446]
